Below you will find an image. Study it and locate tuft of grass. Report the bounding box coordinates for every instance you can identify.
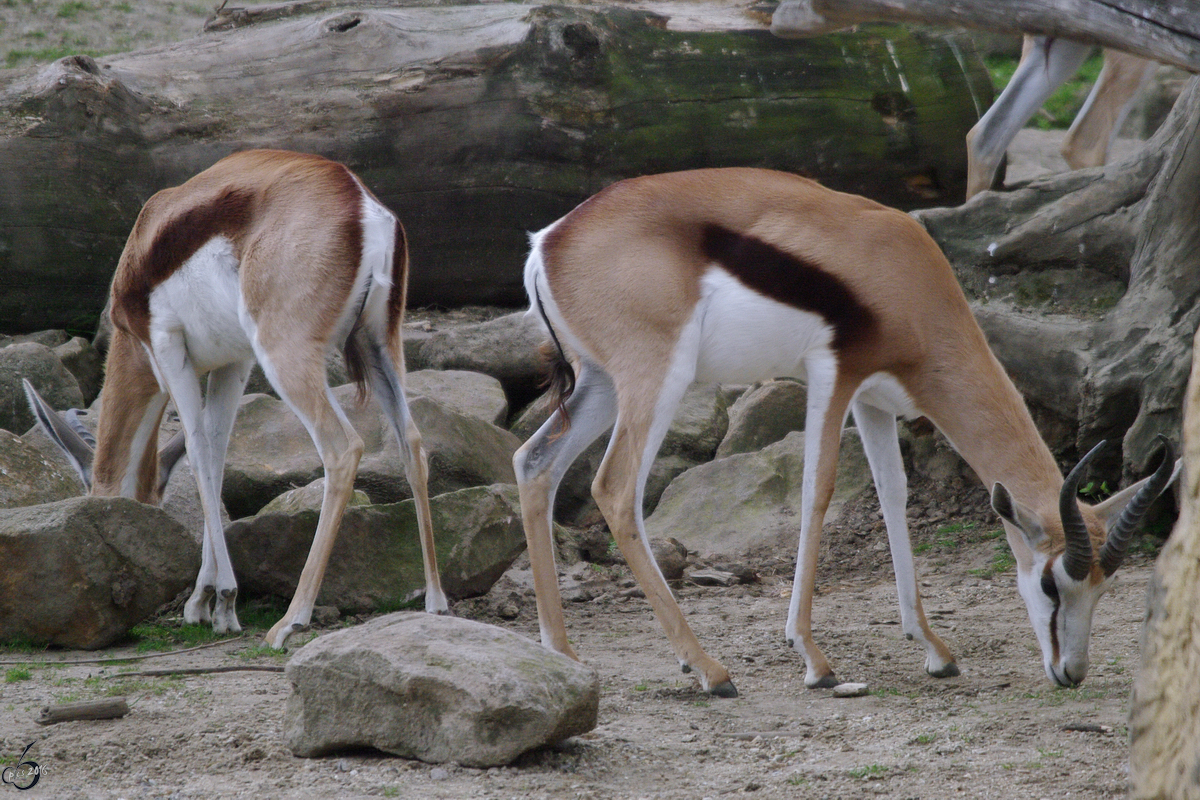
[4,667,32,683]
[908,732,937,745]
[56,1,93,19]
[970,542,1017,578]
[129,621,234,653]
[0,634,48,655]
[848,764,888,780]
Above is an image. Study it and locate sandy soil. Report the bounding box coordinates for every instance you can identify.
[0,474,1155,800]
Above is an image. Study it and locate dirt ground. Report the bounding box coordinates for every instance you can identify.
[0,473,1158,800]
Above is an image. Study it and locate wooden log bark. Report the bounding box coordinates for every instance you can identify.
[0,3,990,332]
[772,0,1200,70]
[36,697,129,725]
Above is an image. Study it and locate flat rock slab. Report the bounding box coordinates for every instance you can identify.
[285,613,599,766]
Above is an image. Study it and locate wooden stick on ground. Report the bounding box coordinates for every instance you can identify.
[36,698,129,726]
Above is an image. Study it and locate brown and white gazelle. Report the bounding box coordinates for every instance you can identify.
[24,149,447,648]
[513,168,1175,696]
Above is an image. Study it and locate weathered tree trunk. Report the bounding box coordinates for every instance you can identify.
[1128,326,1200,799]
[0,3,989,333]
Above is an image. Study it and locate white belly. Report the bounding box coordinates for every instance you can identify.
[693,267,833,384]
[147,235,255,374]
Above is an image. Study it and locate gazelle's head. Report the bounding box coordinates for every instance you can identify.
[990,437,1176,687]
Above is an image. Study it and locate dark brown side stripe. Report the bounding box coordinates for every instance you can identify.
[112,187,255,341]
[700,224,876,350]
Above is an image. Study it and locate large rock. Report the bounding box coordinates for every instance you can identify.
[0,429,79,507]
[407,369,509,427]
[409,313,548,405]
[223,387,519,518]
[0,4,988,332]
[226,484,528,610]
[0,497,199,649]
[0,342,83,434]
[716,379,807,459]
[285,612,600,766]
[53,335,103,406]
[647,429,872,557]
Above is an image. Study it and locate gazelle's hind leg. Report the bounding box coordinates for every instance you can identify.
[261,346,364,649]
[785,355,854,688]
[853,400,958,678]
[513,360,618,659]
[360,332,448,615]
[151,333,250,632]
[591,352,736,697]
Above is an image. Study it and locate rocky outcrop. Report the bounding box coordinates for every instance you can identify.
[716,379,807,459]
[285,612,599,765]
[226,484,528,610]
[0,497,199,649]
[0,342,83,434]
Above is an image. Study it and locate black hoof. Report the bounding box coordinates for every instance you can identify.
[709,680,739,698]
[929,662,960,679]
[807,673,840,690]
[681,664,692,674]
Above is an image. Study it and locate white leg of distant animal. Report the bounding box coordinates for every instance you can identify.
[516,167,1178,696]
[24,149,445,649]
[1061,49,1156,170]
[966,37,1093,199]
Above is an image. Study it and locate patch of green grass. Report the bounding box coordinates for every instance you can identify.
[908,732,937,745]
[985,51,1106,130]
[0,634,48,655]
[786,774,809,786]
[848,764,888,779]
[383,788,400,798]
[969,542,1017,578]
[5,46,103,67]
[4,667,32,683]
[633,683,650,692]
[56,1,93,19]
[129,621,234,653]
[238,643,291,662]
[113,1,133,9]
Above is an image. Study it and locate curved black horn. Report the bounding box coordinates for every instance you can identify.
[1060,440,1108,581]
[1098,435,1175,576]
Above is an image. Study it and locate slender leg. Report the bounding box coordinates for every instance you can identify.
[590,347,737,697]
[965,36,1093,199]
[198,361,253,632]
[1061,49,1155,170]
[261,351,364,649]
[364,335,448,615]
[513,362,618,659]
[785,355,854,688]
[150,331,239,630]
[853,400,957,678]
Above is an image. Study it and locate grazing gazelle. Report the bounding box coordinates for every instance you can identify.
[513,168,1175,696]
[24,149,447,648]
[966,36,1155,199]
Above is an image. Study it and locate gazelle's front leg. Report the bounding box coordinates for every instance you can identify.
[514,363,618,659]
[785,356,852,688]
[853,400,958,678]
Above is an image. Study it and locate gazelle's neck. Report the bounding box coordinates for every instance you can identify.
[914,328,1063,517]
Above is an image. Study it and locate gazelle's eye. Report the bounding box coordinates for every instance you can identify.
[1040,571,1059,602]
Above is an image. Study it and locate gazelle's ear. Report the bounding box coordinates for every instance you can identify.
[22,378,94,490]
[156,430,187,497]
[992,482,1047,549]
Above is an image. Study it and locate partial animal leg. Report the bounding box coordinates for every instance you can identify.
[965,36,1093,199]
[149,333,245,631]
[1061,49,1155,170]
[361,332,448,614]
[785,356,855,688]
[261,349,364,648]
[590,353,736,696]
[514,361,618,659]
[853,400,957,678]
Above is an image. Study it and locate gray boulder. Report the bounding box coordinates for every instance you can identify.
[223,387,519,518]
[0,429,79,507]
[285,612,599,766]
[53,336,103,407]
[407,369,508,426]
[0,342,83,434]
[647,429,872,558]
[409,312,546,402]
[0,496,199,649]
[226,484,528,610]
[716,380,807,459]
